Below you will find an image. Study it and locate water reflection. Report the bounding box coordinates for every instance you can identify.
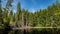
[8,28,60,34]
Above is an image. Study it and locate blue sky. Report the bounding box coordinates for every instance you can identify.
[2,0,60,13]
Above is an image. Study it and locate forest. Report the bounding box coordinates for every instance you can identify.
[0,0,60,34]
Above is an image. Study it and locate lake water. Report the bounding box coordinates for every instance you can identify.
[8,28,60,34]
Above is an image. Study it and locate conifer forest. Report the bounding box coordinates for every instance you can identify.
[0,0,60,34]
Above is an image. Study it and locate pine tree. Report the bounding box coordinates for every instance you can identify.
[6,0,13,9]
[15,2,21,27]
[0,0,3,24]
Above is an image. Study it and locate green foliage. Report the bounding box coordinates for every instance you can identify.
[0,0,60,34]
[0,24,5,29]
[6,0,13,9]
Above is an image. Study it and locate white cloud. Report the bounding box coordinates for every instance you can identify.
[29,8,36,13]
[12,2,17,7]
[32,9,35,13]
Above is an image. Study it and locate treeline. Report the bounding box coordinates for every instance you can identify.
[0,0,60,34]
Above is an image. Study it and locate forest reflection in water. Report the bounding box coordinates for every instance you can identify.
[8,28,60,34]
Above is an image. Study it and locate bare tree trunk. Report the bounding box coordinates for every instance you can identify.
[51,16,55,34]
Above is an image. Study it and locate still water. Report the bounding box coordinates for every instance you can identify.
[8,28,60,34]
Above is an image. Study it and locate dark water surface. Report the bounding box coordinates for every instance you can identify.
[0,28,60,34]
[9,28,60,34]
